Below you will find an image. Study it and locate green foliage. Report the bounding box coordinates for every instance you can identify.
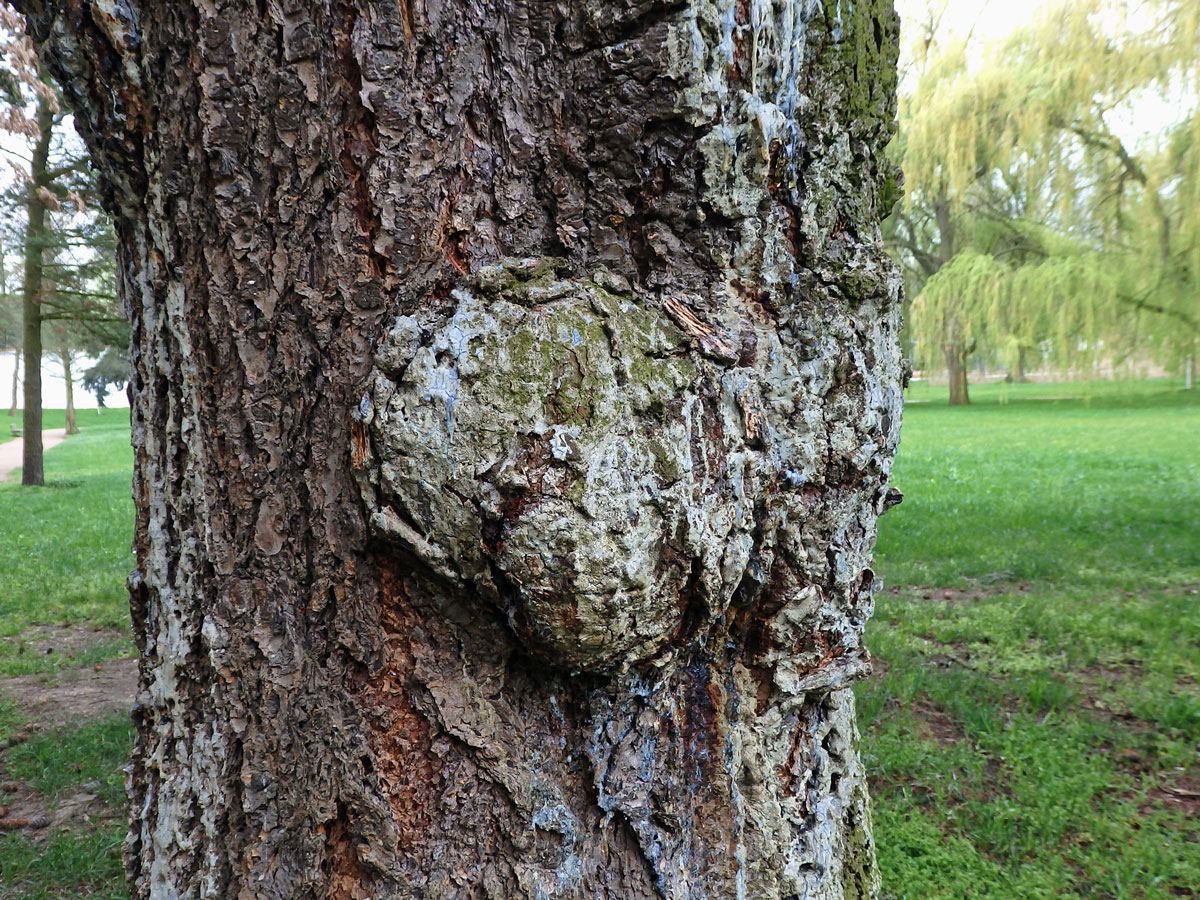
[0,245,18,349]
[891,0,1200,391]
[860,381,1200,899]
[82,349,130,408]
[0,11,126,392]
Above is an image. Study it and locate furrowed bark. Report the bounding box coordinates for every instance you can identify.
[18,1,904,898]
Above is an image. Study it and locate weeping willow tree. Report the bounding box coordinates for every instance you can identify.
[892,0,1200,402]
[916,246,1171,383]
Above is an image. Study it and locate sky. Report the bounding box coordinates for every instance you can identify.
[895,0,1053,42]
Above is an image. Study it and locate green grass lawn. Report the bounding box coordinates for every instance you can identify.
[2,387,1199,898]
[0,408,90,445]
[0,410,135,650]
[880,379,1200,588]
[860,380,1200,899]
[0,411,133,900]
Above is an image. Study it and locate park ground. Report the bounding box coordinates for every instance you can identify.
[0,382,1197,899]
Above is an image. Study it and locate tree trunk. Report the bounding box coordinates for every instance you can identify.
[8,347,18,417]
[21,2,904,898]
[943,318,971,406]
[945,342,970,405]
[20,87,53,485]
[61,347,77,434]
[1015,345,1029,383]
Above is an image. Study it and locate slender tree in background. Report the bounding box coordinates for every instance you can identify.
[1,7,125,478]
[892,0,1200,400]
[0,13,24,419]
[17,2,904,898]
[0,16,56,473]
[39,213,124,431]
[57,344,74,429]
[18,80,51,481]
[49,338,88,432]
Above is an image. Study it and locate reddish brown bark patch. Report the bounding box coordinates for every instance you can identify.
[322,805,372,900]
[359,563,439,850]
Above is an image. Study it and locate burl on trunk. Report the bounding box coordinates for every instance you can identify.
[18,1,904,897]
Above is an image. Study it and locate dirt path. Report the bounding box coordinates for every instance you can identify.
[2,656,138,728]
[0,625,137,728]
[0,428,69,481]
[0,647,137,835]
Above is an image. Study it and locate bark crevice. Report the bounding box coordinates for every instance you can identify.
[17,1,903,897]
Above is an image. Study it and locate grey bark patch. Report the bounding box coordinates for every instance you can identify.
[359,278,707,671]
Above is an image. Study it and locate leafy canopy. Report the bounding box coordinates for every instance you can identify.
[894,0,1199,377]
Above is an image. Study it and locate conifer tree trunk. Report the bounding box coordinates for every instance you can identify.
[19,2,904,897]
[20,87,52,485]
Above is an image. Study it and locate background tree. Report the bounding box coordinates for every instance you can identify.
[0,12,56,479]
[892,0,1200,401]
[1,5,124,479]
[17,2,904,898]
[39,211,123,431]
[81,346,128,409]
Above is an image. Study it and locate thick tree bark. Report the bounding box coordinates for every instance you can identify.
[20,2,903,898]
[20,87,52,485]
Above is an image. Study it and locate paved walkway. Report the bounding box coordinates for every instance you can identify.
[0,428,69,481]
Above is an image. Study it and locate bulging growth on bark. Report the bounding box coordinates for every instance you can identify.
[18,1,904,897]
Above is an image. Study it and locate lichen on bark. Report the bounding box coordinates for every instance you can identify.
[17,0,904,897]
[347,1,904,895]
[357,267,705,671]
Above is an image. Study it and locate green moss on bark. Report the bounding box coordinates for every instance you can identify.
[841,787,881,899]
[822,0,900,128]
